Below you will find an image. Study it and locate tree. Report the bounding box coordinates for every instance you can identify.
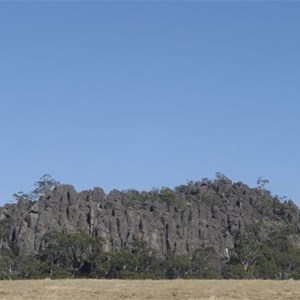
[40,231,101,278]
[105,251,140,279]
[192,247,221,278]
[0,248,17,279]
[230,233,261,272]
[12,191,29,202]
[12,174,60,203]
[256,177,269,196]
[30,174,60,200]
[214,172,232,198]
[164,255,194,279]
[215,172,229,182]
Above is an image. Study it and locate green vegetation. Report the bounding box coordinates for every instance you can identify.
[0,230,217,279]
[129,187,182,207]
[222,232,300,279]
[1,229,300,280]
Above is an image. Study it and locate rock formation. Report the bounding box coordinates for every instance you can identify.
[0,178,299,259]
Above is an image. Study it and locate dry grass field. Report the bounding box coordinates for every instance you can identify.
[0,279,300,300]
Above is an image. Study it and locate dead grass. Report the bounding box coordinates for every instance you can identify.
[0,279,300,300]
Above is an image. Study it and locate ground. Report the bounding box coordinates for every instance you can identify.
[0,279,300,300]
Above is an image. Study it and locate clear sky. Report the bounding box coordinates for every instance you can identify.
[0,1,299,206]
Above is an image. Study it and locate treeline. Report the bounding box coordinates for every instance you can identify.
[1,230,300,280]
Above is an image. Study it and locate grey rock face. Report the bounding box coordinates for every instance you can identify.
[0,180,299,259]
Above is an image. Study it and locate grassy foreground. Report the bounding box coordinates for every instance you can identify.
[0,279,300,300]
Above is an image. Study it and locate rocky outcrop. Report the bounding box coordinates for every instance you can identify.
[0,179,299,259]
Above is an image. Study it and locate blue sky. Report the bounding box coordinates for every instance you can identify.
[0,2,299,206]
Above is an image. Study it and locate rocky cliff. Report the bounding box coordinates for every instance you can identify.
[0,177,299,259]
